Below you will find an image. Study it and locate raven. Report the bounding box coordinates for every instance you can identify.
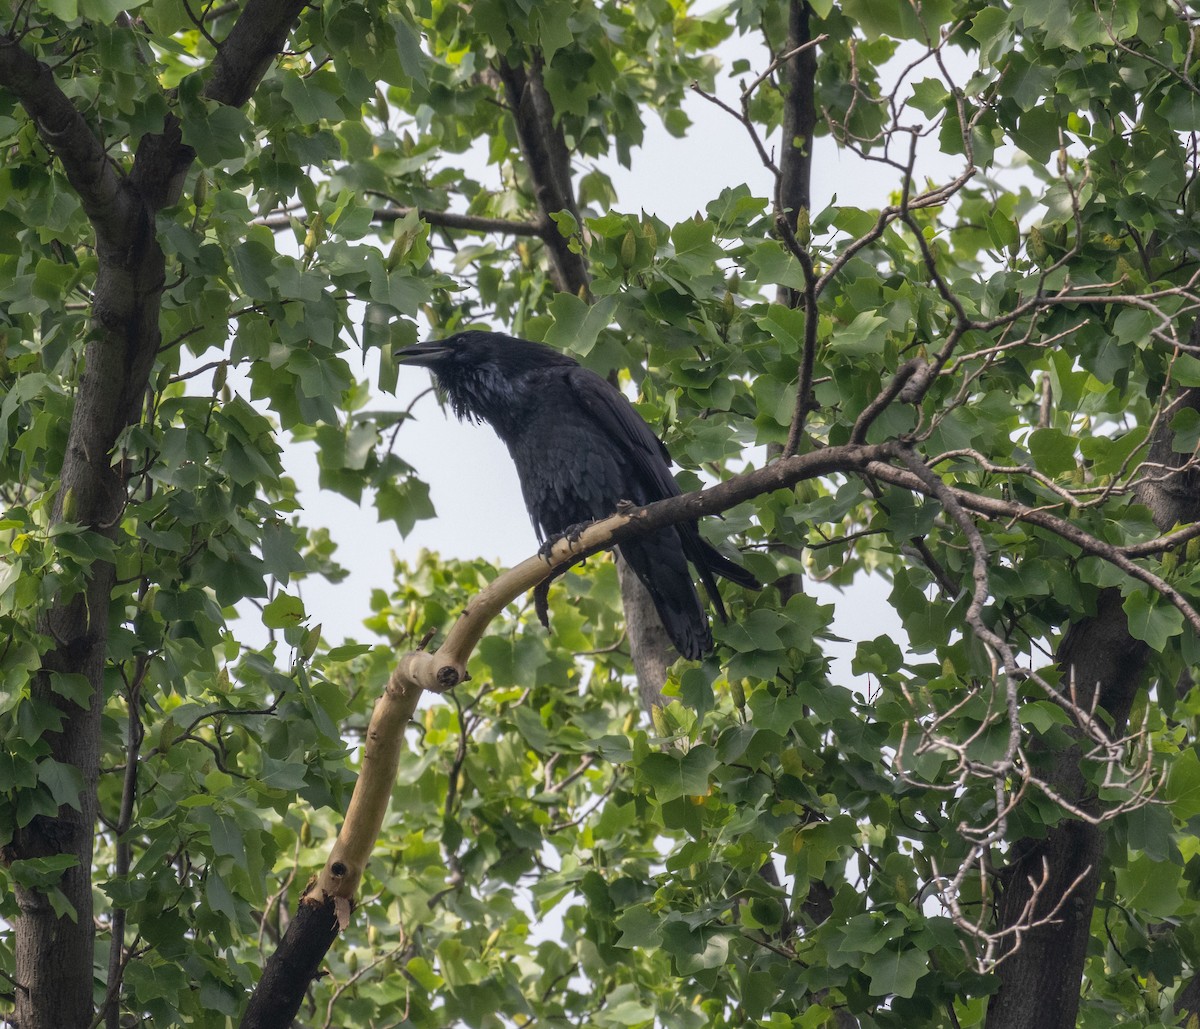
[396,330,759,659]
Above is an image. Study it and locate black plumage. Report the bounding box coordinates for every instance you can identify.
[396,330,759,659]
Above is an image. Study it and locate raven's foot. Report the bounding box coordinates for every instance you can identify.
[538,521,592,562]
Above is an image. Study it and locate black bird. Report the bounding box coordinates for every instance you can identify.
[396,330,759,659]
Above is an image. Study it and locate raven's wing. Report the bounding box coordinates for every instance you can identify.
[564,365,760,619]
[563,365,681,503]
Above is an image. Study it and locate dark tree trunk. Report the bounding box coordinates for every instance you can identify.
[987,374,1200,1028]
[771,0,818,592]
[495,56,590,298]
[772,11,855,1027]
[987,590,1149,1029]
[0,3,306,1023]
[777,0,817,291]
[1,133,166,1029]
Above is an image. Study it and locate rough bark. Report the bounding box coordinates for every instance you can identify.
[0,41,165,1025]
[770,13,856,1025]
[1139,387,1200,529]
[240,895,343,1029]
[987,374,1200,1029]
[495,55,590,297]
[0,2,306,1024]
[776,0,817,308]
[987,590,1149,1029]
[772,0,818,599]
[1175,972,1200,1025]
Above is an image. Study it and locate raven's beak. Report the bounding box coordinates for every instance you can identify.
[395,340,453,367]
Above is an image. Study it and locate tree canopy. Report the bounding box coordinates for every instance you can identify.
[3,0,1200,1027]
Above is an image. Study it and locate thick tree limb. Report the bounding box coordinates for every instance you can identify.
[865,458,1200,635]
[770,0,821,608]
[255,205,547,237]
[374,205,546,237]
[0,35,133,245]
[494,55,590,296]
[203,0,308,108]
[777,0,821,457]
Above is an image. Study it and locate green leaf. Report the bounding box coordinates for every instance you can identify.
[281,73,344,124]
[1114,853,1184,918]
[181,103,251,165]
[862,942,929,998]
[910,78,950,118]
[544,293,619,357]
[1165,749,1200,820]
[638,745,718,803]
[614,905,662,948]
[1123,590,1184,650]
[1027,427,1077,476]
[80,0,149,19]
[660,921,730,975]
[1122,802,1176,862]
[1019,700,1073,733]
[830,312,888,356]
[1079,426,1147,477]
[376,476,435,536]
[262,592,306,629]
[757,303,808,352]
[968,6,1012,57]
[1010,105,1060,163]
[1172,408,1200,455]
[38,0,79,20]
[36,758,85,810]
[842,0,952,39]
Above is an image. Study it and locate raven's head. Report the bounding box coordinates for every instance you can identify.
[396,330,574,427]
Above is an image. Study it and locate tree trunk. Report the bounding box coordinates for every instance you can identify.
[0,4,305,1022]
[987,376,1200,1028]
[771,0,818,596]
[2,137,165,1029]
[987,590,1149,1029]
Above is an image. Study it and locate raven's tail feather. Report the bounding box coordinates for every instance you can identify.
[619,536,712,660]
[621,529,760,659]
[684,534,761,625]
[697,539,761,590]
